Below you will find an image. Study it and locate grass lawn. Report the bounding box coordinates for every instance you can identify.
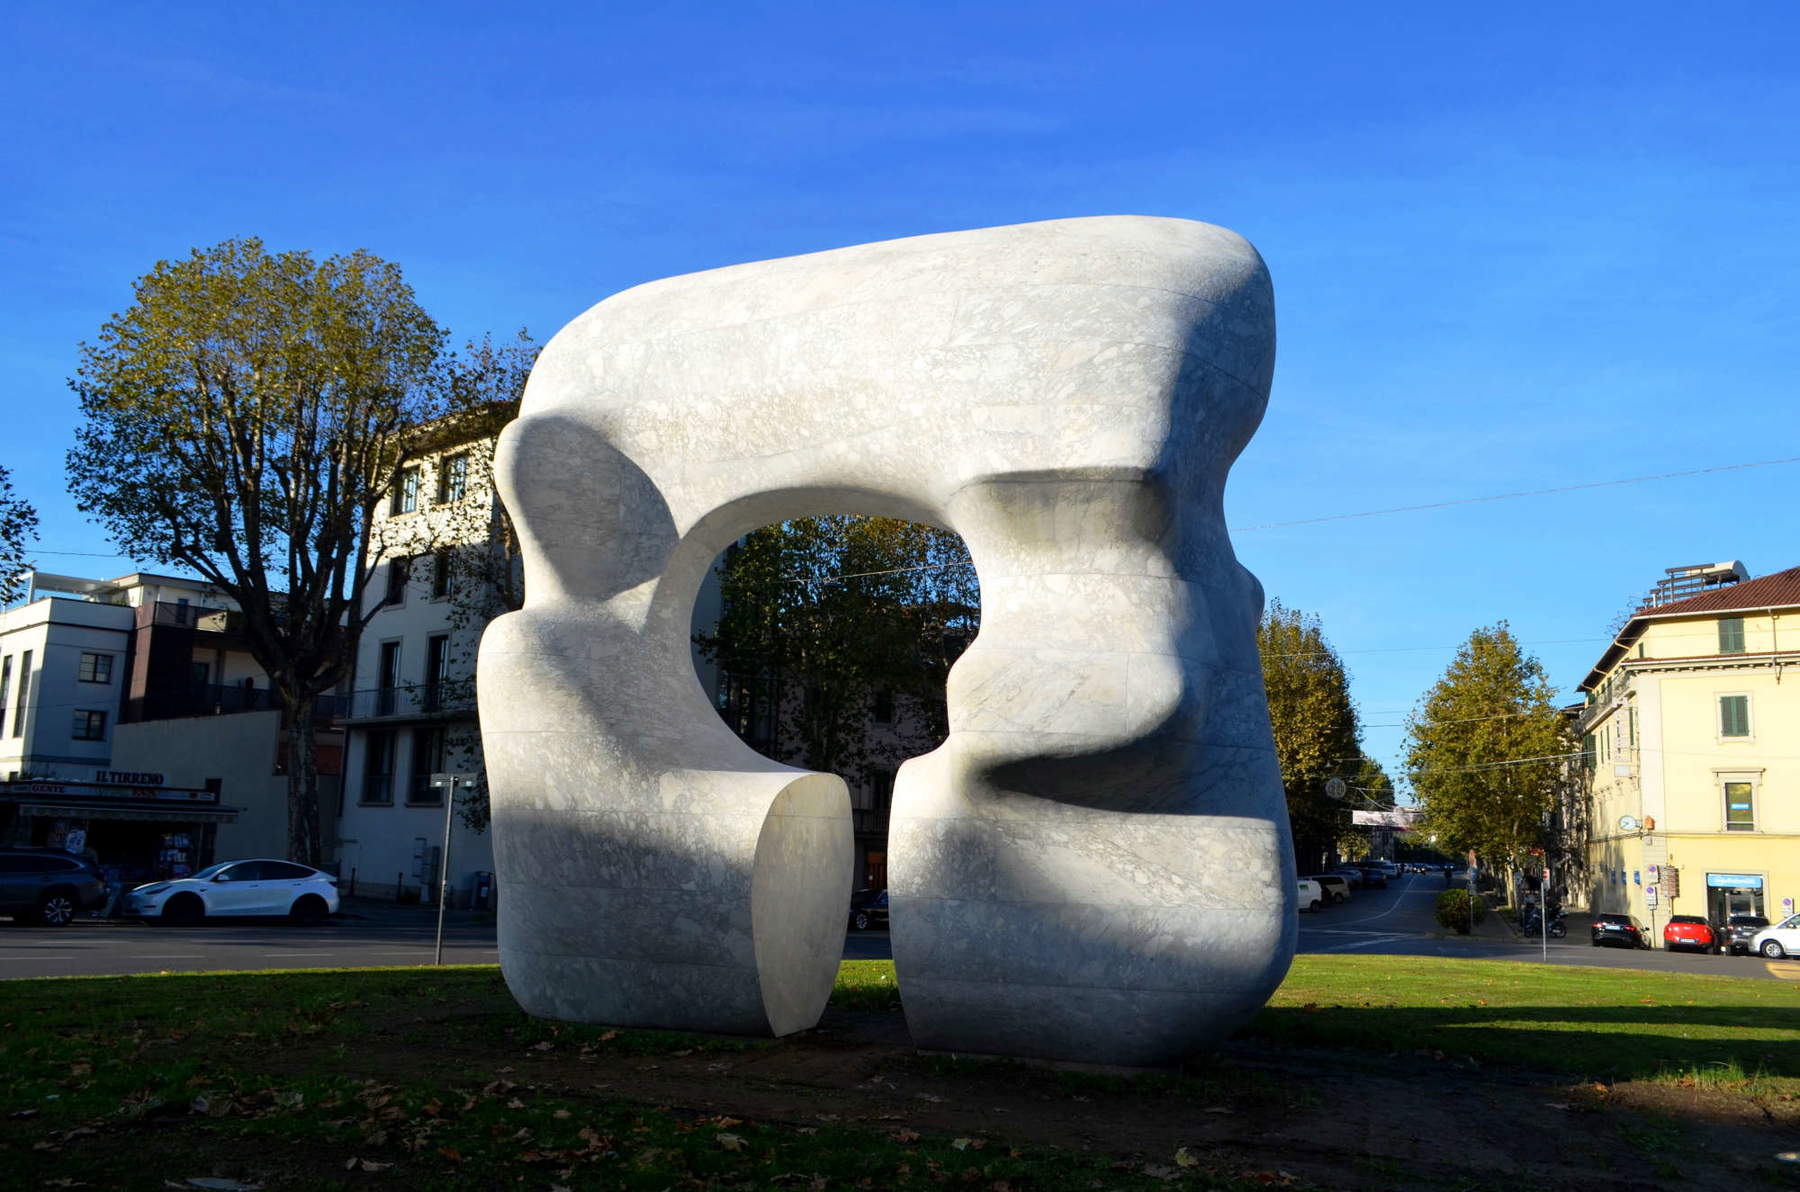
[3,956,1798,1190]
[1256,955,1800,1088]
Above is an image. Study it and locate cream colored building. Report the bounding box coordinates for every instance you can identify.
[1576,562,1800,931]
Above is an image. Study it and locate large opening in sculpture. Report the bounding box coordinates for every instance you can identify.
[691,515,979,891]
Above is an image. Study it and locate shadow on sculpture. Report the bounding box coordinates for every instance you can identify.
[477,215,1295,1065]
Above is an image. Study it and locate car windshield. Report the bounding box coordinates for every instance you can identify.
[188,862,231,882]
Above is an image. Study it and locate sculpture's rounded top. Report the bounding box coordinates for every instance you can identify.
[590,216,1264,337]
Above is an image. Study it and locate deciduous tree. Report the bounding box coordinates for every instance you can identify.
[0,464,38,604]
[695,516,978,787]
[1256,600,1361,873]
[1405,623,1566,875]
[66,237,488,864]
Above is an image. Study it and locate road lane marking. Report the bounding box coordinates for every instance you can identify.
[1315,933,1413,953]
[138,955,205,960]
[1765,962,1800,980]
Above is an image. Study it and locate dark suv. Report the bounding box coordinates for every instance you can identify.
[1590,912,1651,949]
[1719,914,1771,956]
[0,848,108,926]
[848,888,888,931]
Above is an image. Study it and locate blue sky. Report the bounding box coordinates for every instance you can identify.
[4,3,1796,785]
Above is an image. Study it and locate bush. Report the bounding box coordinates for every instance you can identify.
[1436,889,1487,934]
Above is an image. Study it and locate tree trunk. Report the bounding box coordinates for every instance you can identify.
[285,691,323,866]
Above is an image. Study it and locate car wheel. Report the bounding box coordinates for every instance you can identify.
[289,894,329,925]
[35,890,78,927]
[851,910,870,931]
[162,893,204,926]
[1309,899,1322,913]
[1762,940,1787,960]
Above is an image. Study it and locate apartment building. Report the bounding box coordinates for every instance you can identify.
[333,407,518,902]
[1576,561,1800,930]
[0,570,338,877]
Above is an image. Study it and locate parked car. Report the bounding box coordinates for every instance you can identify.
[123,859,339,924]
[1350,864,1388,889]
[1590,912,1651,949]
[1309,875,1351,905]
[0,848,108,926]
[1663,915,1717,953]
[848,888,888,931]
[1328,867,1366,889]
[1719,914,1771,956]
[1297,879,1324,913]
[1750,914,1800,960]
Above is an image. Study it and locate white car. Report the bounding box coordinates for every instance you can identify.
[1297,879,1324,913]
[126,859,339,924]
[1751,914,1800,960]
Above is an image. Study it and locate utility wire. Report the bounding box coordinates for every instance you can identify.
[1231,454,1800,532]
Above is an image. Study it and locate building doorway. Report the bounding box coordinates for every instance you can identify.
[1706,874,1765,923]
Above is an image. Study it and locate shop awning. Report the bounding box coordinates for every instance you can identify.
[15,802,240,824]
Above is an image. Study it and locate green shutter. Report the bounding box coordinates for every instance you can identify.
[1719,617,1746,654]
[1720,695,1750,737]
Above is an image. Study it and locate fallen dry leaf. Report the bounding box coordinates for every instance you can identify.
[1174,1147,1199,1168]
[717,1132,747,1152]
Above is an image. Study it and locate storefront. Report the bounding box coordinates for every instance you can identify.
[1706,871,1768,923]
[0,776,239,885]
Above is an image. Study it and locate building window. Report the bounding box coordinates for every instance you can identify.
[1724,780,1755,832]
[384,556,412,606]
[1719,617,1746,654]
[72,709,107,741]
[409,728,447,805]
[362,730,396,804]
[391,466,421,515]
[12,650,30,736]
[431,549,455,599]
[438,453,469,504]
[377,641,401,716]
[424,634,449,711]
[0,656,10,724]
[78,652,113,683]
[1719,694,1751,739]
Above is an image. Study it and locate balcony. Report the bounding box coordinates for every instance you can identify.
[122,682,348,725]
[345,680,477,723]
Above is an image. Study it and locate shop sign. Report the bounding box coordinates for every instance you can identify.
[1707,872,1764,889]
[94,769,164,786]
[4,780,218,805]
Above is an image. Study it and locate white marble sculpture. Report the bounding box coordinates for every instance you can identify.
[478,215,1294,1065]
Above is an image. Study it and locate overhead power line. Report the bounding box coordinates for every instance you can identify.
[1231,455,1800,532]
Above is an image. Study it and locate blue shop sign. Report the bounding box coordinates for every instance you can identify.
[1707,872,1764,889]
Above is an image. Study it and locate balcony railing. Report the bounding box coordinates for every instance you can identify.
[141,601,241,633]
[346,680,476,722]
[122,683,348,725]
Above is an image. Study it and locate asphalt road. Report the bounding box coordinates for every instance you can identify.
[5,874,1796,983]
[0,910,501,979]
[1299,870,1800,982]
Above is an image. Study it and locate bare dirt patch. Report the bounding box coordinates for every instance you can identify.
[282,990,1800,1191]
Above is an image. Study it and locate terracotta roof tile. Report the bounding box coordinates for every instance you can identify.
[1635,565,1800,617]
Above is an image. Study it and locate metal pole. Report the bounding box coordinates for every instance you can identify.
[1467,851,1477,935]
[1541,860,1549,962]
[434,776,456,966]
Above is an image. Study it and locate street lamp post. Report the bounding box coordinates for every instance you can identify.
[428,772,470,966]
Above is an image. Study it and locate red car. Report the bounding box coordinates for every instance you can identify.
[1663,915,1717,954]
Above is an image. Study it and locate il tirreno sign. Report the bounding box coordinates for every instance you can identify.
[95,769,164,786]
[5,780,219,805]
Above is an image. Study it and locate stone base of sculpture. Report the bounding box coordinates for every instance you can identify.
[478,215,1294,1063]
